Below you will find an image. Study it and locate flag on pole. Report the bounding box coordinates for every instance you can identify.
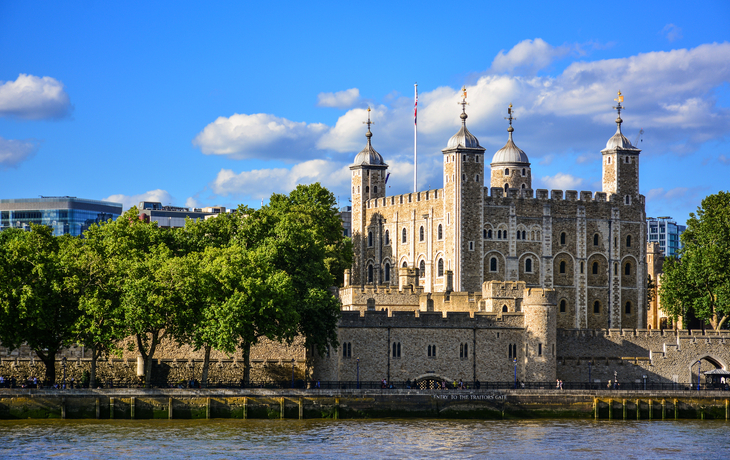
[414,87,418,125]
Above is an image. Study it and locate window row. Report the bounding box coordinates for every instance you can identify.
[560,232,633,248]
[559,300,633,315]
[366,258,446,283]
[503,167,528,177]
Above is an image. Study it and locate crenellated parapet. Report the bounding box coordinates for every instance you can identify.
[337,309,525,329]
[483,187,645,206]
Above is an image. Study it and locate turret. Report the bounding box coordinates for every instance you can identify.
[350,108,388,285]
[442,87,486,292]
[490,105,531,191]
[601,91,641,204]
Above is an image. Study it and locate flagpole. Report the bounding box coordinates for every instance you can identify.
[414,83,418,193]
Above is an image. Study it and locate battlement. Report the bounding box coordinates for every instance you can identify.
[523,287,557,306]
[558,328,730,339]
[365,188,443,209]
[482,187,645,206]
[338,309,525,329]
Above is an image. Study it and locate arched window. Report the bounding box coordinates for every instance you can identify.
[384,230,389,245]
[488,229,493,239]
[392,342,401,358]
[498,230,502,239]
[522,168,526,176]
[593,301,600,314]
[522,230,526,240]
[368,231,373,247]
[402,228,407,243]
[483,229,487,239]
[437,258,444,277]
[505,168,510,176]
[490,257,498,272]
[625,301,632,314]
[607,156,612,164]
[593,234,599,246]
[516,231,521,240]
[365,186,369,193]
[559,261,566,274]
[419,260,425,278]
[626,235,631,247]
[367,264,374,283]
[384,263,390,282]
[560,232,566,245]
[625,262,631,276]
[592,262,599,274]
[521,183,526,189]
[504,183,509,192]
[402,261,408,268]
[625,156,630,163]
[560,300,566,313]
[462,174,466,181]
[580,262,584,274]
[525,258,532,273]
[625,195,631,205]
[438,224,443,240]
[476,175,480,182]
[419,226,424,241]
[374,185,378,193]
[502,305,508,312]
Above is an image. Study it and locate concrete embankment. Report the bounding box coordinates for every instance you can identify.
[1,389,728,420]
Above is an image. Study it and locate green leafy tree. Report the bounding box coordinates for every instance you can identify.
[660,191,730,330]
[0,226,81,384]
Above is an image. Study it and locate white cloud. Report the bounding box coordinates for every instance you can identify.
[185,197,200,209]
[539,173,584,191]
[211,159,350,199]
[104,189,174,211]
[0,136,39,167]
[661,24,683,43]
[317,88,360,108]
[0,74,72,119]
[192,113,328,160]
[489,39,570,75]
[718,154,730,165]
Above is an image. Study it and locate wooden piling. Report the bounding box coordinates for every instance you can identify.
[622,399,626,420]
[280,397,285,419]
[95,398,100,419]
[110,397,115,419]
[648,399,652,421]
[206,397,210,419]
[674,399,678,420]
[243,397,248,419]
[334,397,340,420]
[661,399,666,420]
[726,400,729,421]
[61,397,66,419]
[130,397,135,419]
[593,398,598,420]
[299,398,303,420]
[608,399,613,420]
[169,397,173,420]
[636,399,640,420]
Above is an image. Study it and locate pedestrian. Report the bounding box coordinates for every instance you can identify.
[556,379,560,389]
[560,380,564,390]
[458,379,463,389]
[607,379,612,389]
[475,379,481,390]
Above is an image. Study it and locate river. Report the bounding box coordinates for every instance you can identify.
[1,418,728,459]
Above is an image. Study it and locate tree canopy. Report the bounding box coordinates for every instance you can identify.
[659,191,730,330]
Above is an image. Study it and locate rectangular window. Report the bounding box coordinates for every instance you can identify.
[538,344,542,356]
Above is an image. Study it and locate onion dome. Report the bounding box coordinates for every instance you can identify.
[353,108,386,166]
[491,105,529,164]
[446,86,483,149]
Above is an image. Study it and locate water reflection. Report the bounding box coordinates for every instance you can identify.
[0,419,728,459]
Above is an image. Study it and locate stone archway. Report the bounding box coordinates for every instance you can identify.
[413,373,453,390]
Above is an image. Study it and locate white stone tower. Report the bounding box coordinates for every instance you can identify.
[350,108,388,285]
[601,91,641,203]
[442,87,486,292]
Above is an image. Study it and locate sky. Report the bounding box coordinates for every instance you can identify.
[1,1,729,226]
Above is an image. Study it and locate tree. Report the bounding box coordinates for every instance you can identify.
[659,191,730,330]
[0,226,81,384]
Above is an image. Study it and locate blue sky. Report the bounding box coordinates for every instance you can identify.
[1,1,729,226]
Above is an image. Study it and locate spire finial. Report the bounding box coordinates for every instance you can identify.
[458,86,469,123]
[363,106,374,142]
[504,103,516,136]
[613,90,624,129]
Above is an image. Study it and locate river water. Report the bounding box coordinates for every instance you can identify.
[1,419,728,459]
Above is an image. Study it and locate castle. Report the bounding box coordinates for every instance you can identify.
[312,90,729,386]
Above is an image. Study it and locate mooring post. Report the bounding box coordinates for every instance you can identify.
[169,397,173,420]
[243,397,248,420]
[110,397,115,419]
[131,397,135,420]
[726,399,729,421]
[701,406,705,420]
[61,397,66,419]
[299,397,303,420]
[622,399,626,420]
[593,398,598,420]
[334,397,340,420]
[280,397,285,419]
[636,399,640,420]
[648,399,652,421]
[206,397,211,419]
[662,399,666,420]
[608,399,613,420]
[674,399,678,420]
[96,398,100,419]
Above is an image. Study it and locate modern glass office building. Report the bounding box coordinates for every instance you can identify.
[0,197,123,236]
[646,216,686,257]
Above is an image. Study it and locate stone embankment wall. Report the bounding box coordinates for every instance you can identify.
[0,388,728,420]
[556,329,730,385]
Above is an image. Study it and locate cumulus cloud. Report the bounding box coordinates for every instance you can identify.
[211,159,350,199]
[317,88,360,108]
[539,173,584,190]
[192,113,328,161]
[0,74,72,119]
[661,24,683,42]
[489,38,570,75]
[104,189,174,211]
[0,136,39,168]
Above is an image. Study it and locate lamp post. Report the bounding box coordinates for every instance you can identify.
[62,357,67,389]
[291,358,295,389]
[356,357,360,389]
[513,358,517,389]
